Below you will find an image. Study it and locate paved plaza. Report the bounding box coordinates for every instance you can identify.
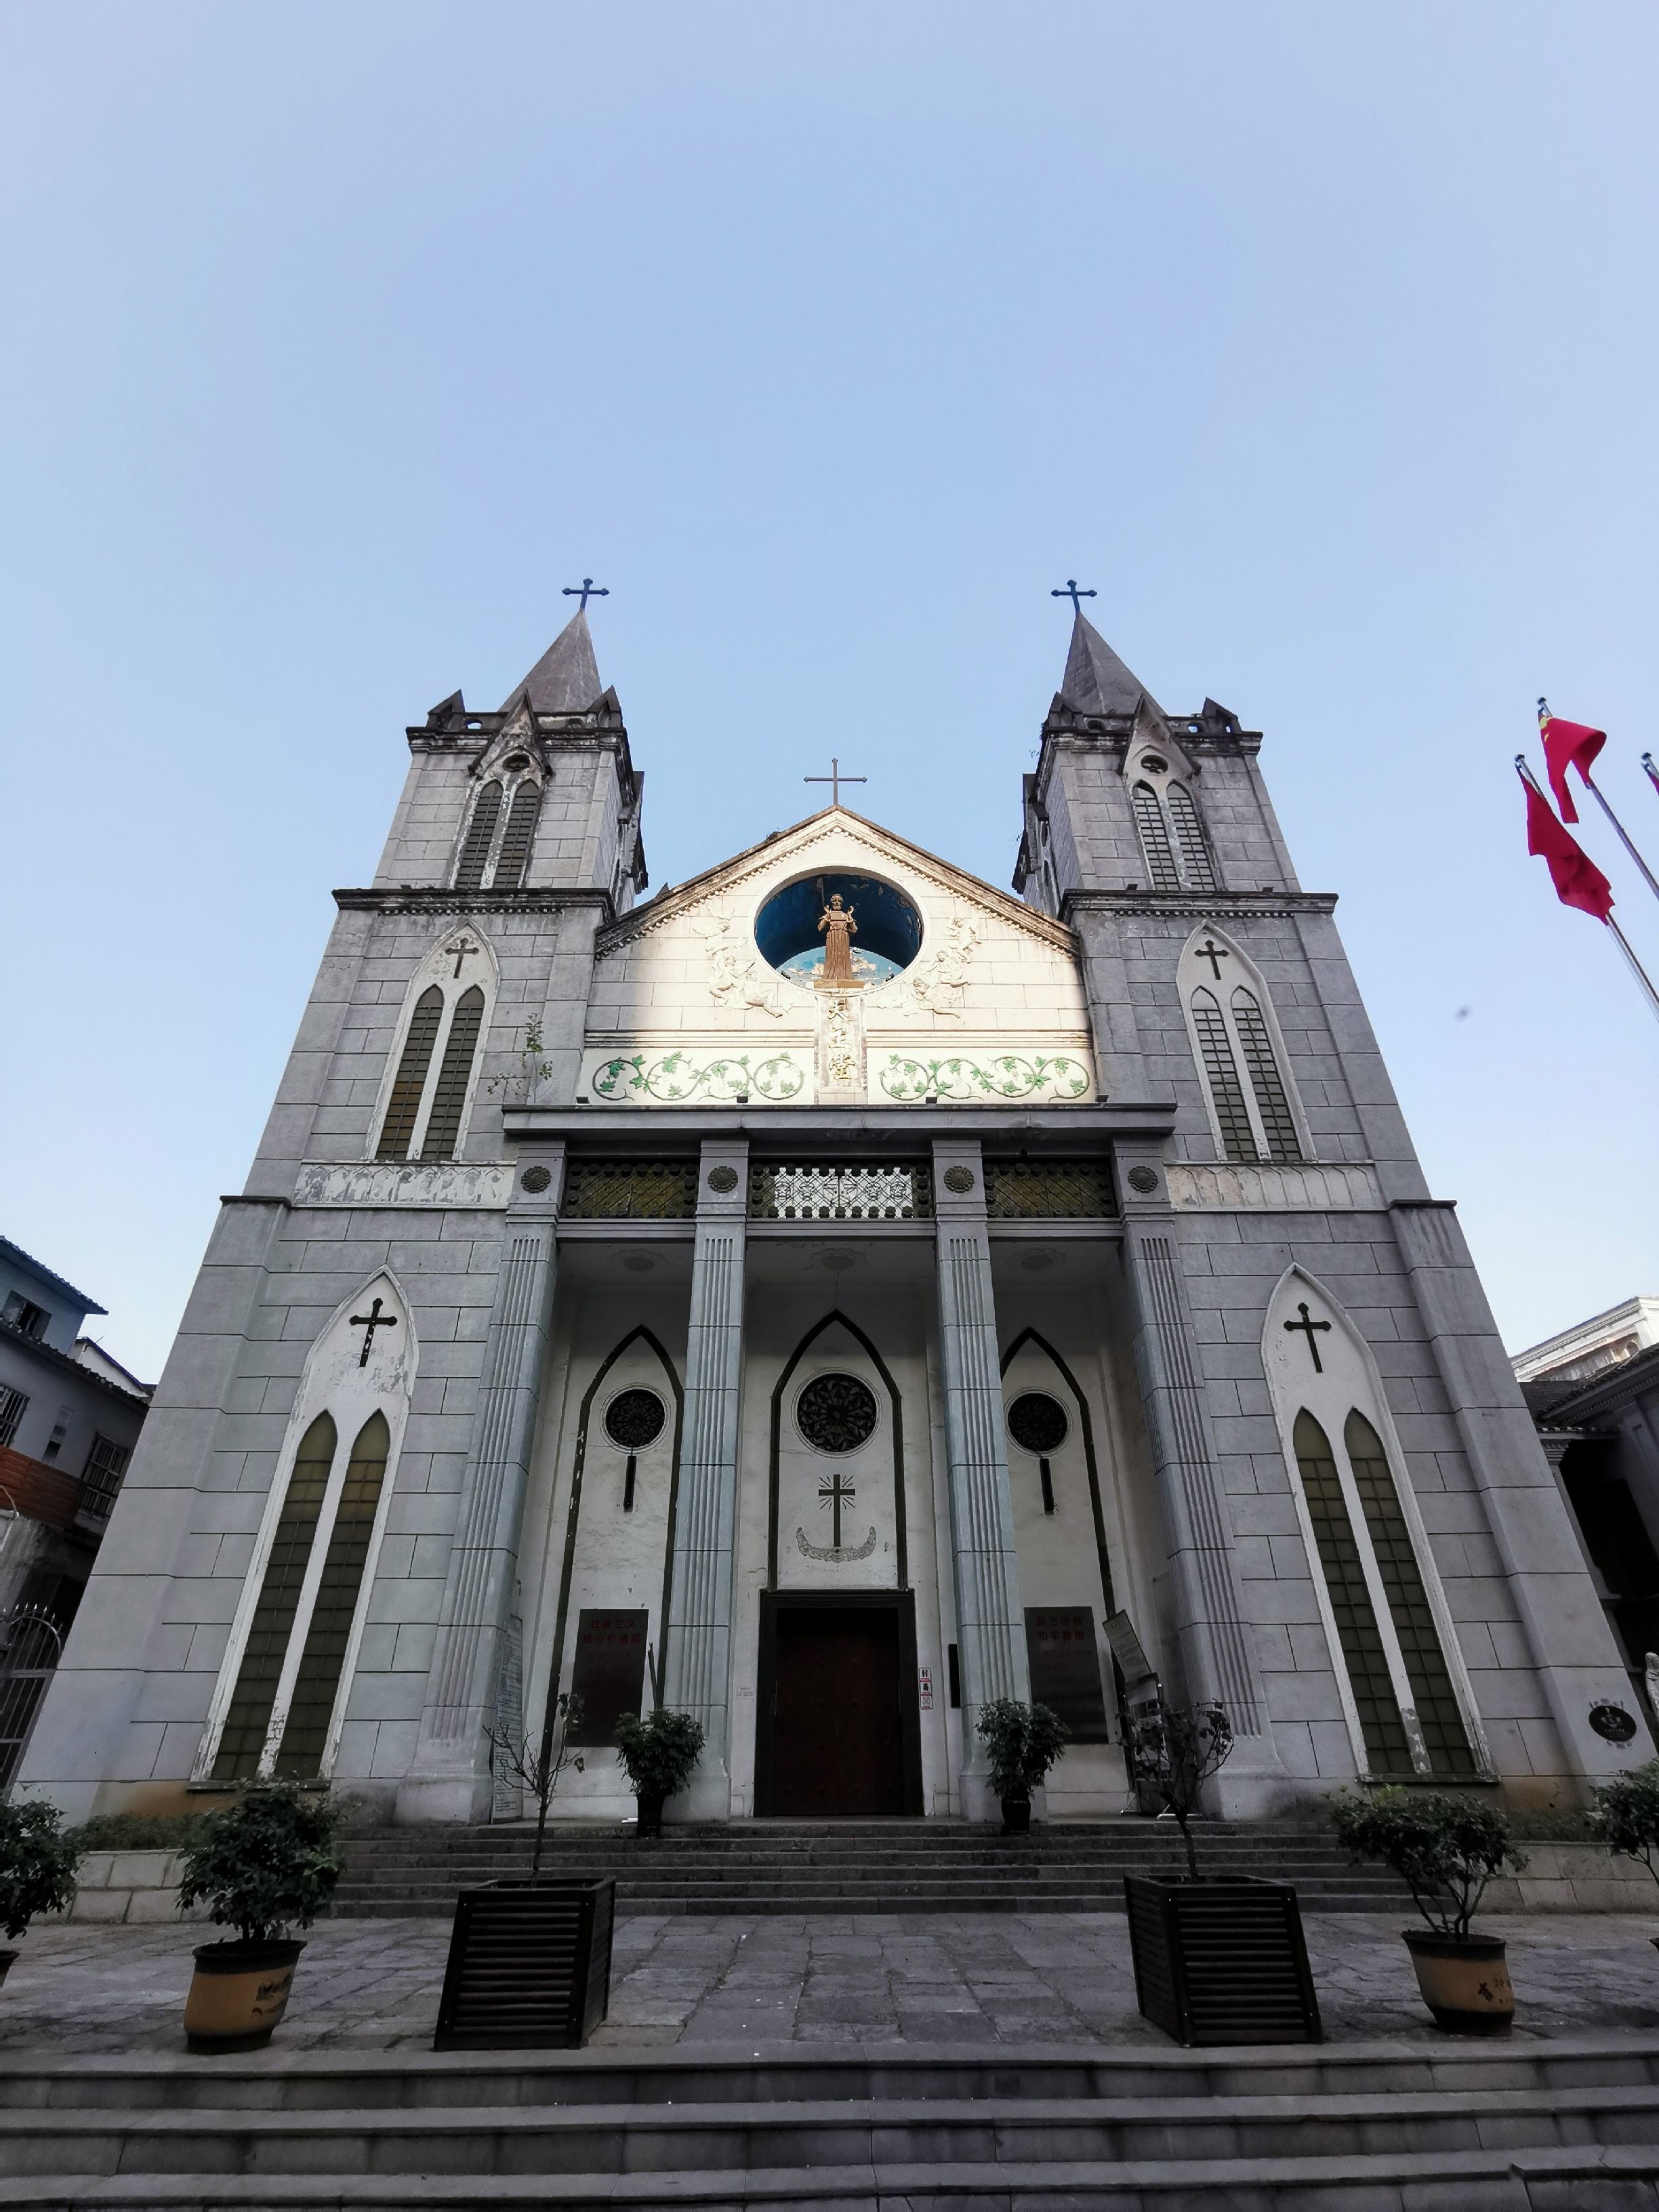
[5,1911,1659,2056]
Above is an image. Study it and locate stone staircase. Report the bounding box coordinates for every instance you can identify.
[334,1817,1405,1917]
[2,2038,1658,2206]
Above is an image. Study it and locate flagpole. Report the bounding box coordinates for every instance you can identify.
[1582,774,1659,904]
[1605,917,1659,1024]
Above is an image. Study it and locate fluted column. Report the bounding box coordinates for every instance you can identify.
[399,1149,564,1823]
[661,1136,748,1816]
[933,1137,1027,1814]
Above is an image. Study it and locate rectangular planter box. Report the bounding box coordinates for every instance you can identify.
[1124,1874,1322,2046]
[434,1879,615,2049]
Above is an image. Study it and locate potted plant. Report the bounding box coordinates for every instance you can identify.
[1330,1787,1525,2035]
[436,1692,615,2050]
[0,1801,81,1988]
[1122,1700,1322,2046]
[614,1707,707,1838]
[176,1782,340,2053]
[1588,1759,1659,1944]
[976,1699,1068,1834]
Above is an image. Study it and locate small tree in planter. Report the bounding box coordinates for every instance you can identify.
[1122,1699,1322,2045]
[614,1708,707,1837]
[1330,1788,1526,2035]
[976,1699,1068,1834]
[488,1691,585,1881]
[1589,1758,1659,1893]
[1124,1700,1233,1881]
[175,1784,341,2053]
[0,1801,81,1988]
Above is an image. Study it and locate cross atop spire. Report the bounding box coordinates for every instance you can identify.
[1059,611,1164,720]
[500,606,605,715]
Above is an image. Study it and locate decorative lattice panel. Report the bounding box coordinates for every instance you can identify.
[984,1160,1116,1218]
[562,1160,698,1220]
[748,1162,933,1221]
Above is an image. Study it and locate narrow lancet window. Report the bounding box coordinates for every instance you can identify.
[1345,1412,1475,1776]
[1294,1410,1412,1776]
[493,781,541,889]
[1191,987,1256,1162]
[1232,988,1300,1161]
[454,781,503,890]
[421,985,485,1160]
[1131,783,1181,890]
[212,1414,336,1782]
[274,1413,391,1778]
[376,987,444,1160]
[1166,783,1216,890]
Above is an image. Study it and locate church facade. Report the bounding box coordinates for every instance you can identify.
[20,611,1649,1825]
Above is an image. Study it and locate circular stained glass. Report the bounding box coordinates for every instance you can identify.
[604,1388,665,1450]
[796,1372,878,1454]
[1006,1391,1068,1454]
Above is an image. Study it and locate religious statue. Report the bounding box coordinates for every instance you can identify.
[816,893,861,989]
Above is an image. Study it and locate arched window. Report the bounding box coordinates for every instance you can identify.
[274,1413,391,1778]
[1293,1411,1412,1776]
[420,985,485,1160]
[375,987,444,1161]
[1190,988,1256,1162]
[1231,988,1299,1161]
[212,1414,336,1781]
[1131,783,1181,890]
[455,781,503,890]
[493,781,542,889]
[1166,783,1216,891]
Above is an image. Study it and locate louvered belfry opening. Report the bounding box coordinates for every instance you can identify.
[1166,783,1216,890]
[1191,987,1256,1162]
[212,1414,336,1781]
[1131,783,1181,890]
[454,781,503,889]
[420,986,486,1160]
[1344,1410,1475,1776]
[274,1412,391,1778]
[1232,988,1300,1161]
[1292,1409,1413,1776]
[561,1160,699,1219]
[376,987,444,1160]
[492,781,542,889]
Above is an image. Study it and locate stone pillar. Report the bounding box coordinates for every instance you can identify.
[661,1135,748,1816]
[399,1150,565,1823]
[1117,1148,1284,1814]
[932,1136,1028,1817]
[1392,1197,1654,1788]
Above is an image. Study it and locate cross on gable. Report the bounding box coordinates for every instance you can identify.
[1195,938,1231,982]
[818,1468,856,1549]
[805,757,867,808]
[1284,1302,1332,1372]
[446,937,479,980]
[350,1296,398,1367]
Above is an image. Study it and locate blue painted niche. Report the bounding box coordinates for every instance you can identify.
[754,874,923,985]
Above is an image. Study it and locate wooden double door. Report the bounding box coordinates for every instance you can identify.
[755,1591,924,1817]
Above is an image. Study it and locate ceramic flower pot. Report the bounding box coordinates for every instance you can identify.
[1000,1793,1032,1836]
[1401,1929,1513,2035]
[636,1788,666,1838]
[183,1938,305,2053]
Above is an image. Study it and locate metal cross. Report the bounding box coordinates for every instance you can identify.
[1195,939,1231,981]
[1051,579,1097,615]
[349,1296,398,1368]
[446,936,479,980]
[562,577,609,611]
[819,1469,856,1549]
[804,758,867,808]
[1283,1302,1332,1372]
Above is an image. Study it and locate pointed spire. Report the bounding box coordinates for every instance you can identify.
[1059,612,1164,720]
[500,607,604,715]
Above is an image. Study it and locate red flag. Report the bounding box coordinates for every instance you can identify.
[1521,770,1614,920]
[1540,710,1606,823]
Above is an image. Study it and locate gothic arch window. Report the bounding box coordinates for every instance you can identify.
[1165,783,1217,891]
[371,934,497,1162]
[199,1279,412,1786]
[1126,738,1217,893]
[1179,929,1309,1165]
[1131,784,1181,890]
[452,755,545,892]
[1264,1273,1482,1783]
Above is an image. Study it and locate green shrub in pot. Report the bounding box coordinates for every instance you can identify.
[176,1784,342,2052]
[1588,1759,1659,1889]
[977,1699,1068,1832]
[614,1710,706,1835]
[0,1801,81,1987]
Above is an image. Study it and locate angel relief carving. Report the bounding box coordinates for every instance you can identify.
[894,913,979,1019]
[696,908,785,1019]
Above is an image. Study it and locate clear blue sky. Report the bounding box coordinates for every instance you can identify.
[4,2,1656,1380]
